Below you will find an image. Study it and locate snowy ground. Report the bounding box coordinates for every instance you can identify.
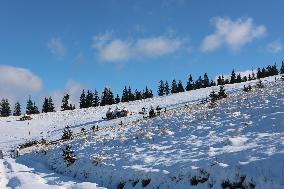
[0,76,284,189]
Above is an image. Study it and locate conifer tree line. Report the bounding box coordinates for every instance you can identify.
[0,62,283,117]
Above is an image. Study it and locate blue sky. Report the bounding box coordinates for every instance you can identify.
[0,0,283,108]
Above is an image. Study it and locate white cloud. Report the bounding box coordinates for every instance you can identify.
[0,65,43,105]
[92,33,184,63]
[50,80,84,110]
[266,41,282,53]
[47,37,66,57]
[201,17,267,52]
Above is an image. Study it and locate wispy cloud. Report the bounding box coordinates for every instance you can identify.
[0,65,43,105]
[92,33,185,63]
[47,37,66,58]
[201,17,267,52]
[266,40,282,53]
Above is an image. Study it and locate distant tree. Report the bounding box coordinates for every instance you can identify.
[177,80,185,92]
[210,80,216,86]
[13,101,21,116]
[92,90,100,107]
[158,80,165,96]
[164,81,170,95]
[33,102,40,114]
[85,90,94,108]
[115,94,120,104]
[242,76,248,82]
[230,69,236,84]
[171,79,178,93]
[248,74,252,81]
[280,61,284,74]
[100,87,115,106]
[79,90,86,109]
[135,89,143,100]
[48,96,55,112]
[26,97,38,115]
[195,76,203,89]
[121,86,129,102]
[143,86,153,99]
[128,86,135,101]
[217,75,223,86]
[209,90,218,104]
[42,97,49,113]
[203,73,210,87]
[0,98,11,117]
[218,86,227,98]
[236,74,242,83]
[61,94,70,111]
[186,74,194,91]
[61,126,73,140]
[251,71,256,80]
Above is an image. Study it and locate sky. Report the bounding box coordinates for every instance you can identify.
[0,0,283,109]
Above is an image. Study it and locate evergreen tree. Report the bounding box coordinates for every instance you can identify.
[210,80,216,86]
[280,61,284,74]
[61,94,70,111]
[186,74,194,91]
[248,74,252,81]
[251,71,256,80]
[158,80,165,96]
[195,76,203,89]
[177,80,185,92]
[13,101,21,116]
[236,74,242,83]
[164,81,170,95]
[203,73,210,87]
[242,76,248,82]
[0,98,11,117]
[217,75,223,86]
[128,86,135,101]
[93,90,100,107]
[85,90,94,108]
[100,88,115,106]
[62,144,77,167]
[61,125,73,140]
[218,86,227,98]
[121,86,129,102]
[209,90,218,103]
[48,96,55,112]
[79,90,86,109]
[143,86,153,99]
[115,94,120,104]
[42,97,49,113]
[135,89,143,100]
[26,97,34,115]
[33,102,40,114]
[171,79,178,93]
[230,69,236,84]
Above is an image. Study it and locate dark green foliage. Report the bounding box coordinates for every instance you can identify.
[48,97,55,112]
[61,94,74,111]
[143,86,153,99]
[164,80,170,95]
[230,69,236,84]
[280,61,284,74]
[79,90,86,108]
[158,80,165,96]
[61,125,73,140]
[121,86,129,102]
[115,94,121,104]
[26,97,39,115]
[85,90,94,108]
[195,76,203,89]
[100,87,115,106]
[171,79,178,93]
[93,90,100,107]
[177,80,185,92]
[203,73,210,87]
[243,85,252,92]
[141,179,151,187]
[0,98,11,117]
[117,181,126,189]
[13,101,21,116]
[217,75,225,86]
[128,86,135,101]
[62,144,77,166]
[190,169,210,186]
[209,90,218,103]
[135,90,143,100]
[218,86,227,98]
[42,97,55,113]
[186,74,194,91]
[256,79,264,88]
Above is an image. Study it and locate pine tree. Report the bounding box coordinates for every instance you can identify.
[135,89,143,100]
[143,86,153,99]
[195,76,203,89]
[26,97,34,115]
[93,90,100,107]
[42,97,49,113]
[164,81,170,95]
[280,61,284,74]
[128,86,135,101]
[203,73,210,87]
[115,94,120,104]
[121,86,129,102]
[79,90,86,109]
[0,98,11,117]
[13,101,21,116]
[218,86,227,98]
[85,90,94,108]
[251,71,256,80]
[210,80,216,86]
[242,76,248,82]
[177,80,184,92]
[108,88,115,104]
[33,102,40,114]
[48,96,55,112]
[209,90,218,103]
[217,75,223,86]
[171,79,178,94]
[186,74,194,91]
[61,125,73,140]
[158,80,165,96]
[236,74,242,83]
[61,94,70,111]
[230,69,236,84]
[248,74,252,81]
[62,144,77,167]
[100,88,115,106]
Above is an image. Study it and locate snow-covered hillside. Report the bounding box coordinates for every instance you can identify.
[1,76,284,189]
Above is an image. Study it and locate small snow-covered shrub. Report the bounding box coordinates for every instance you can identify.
[117,181,126,189]
[61,125,73,140]
[62,144,77,166]
[190,169,210,186]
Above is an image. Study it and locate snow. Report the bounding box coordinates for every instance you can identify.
[0,76,284,188]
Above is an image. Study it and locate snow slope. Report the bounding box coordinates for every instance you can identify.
[0,76,284,189]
